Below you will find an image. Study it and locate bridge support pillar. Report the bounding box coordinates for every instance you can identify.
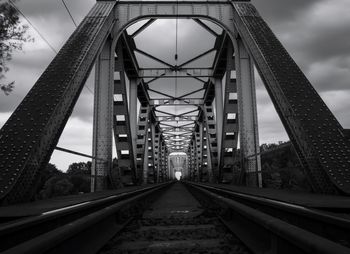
[168,156,173,180]
[152,126,160,183]
[129,78,138,167]
[205,126,214,182]
[196,122,203,182]
[214,78,224,169]
[235,39,262,188]
[91,39,114,192]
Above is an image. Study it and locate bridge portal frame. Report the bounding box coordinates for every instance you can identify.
[92,0,261,187]
[1,0,349,204]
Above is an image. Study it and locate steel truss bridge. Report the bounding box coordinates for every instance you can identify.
[0,0,350,205]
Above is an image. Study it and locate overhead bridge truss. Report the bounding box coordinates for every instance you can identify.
[0,0,349,204]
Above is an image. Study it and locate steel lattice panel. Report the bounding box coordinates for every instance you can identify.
[0,2,115,204]
[152,132,161,183]
[113,42,136,186]
[136,106,150,184]
[203,104,219,182]
[147,129,155,183]
[195,125,203,182]
[220,41,238,183]
[201,124,209,182]
[231,2,350,194]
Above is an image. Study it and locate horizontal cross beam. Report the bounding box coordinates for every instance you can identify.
[55,146,106,161]
[138,68,213,78]
[150,98,204,107]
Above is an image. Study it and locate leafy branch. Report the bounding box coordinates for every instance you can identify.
[0,1,33,95]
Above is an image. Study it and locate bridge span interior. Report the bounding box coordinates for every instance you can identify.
[114,17,238,187]
[0,0,350,206]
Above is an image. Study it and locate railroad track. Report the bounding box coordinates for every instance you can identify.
[185,182,350,254]
[1,181,350,254]
[99,183,250,254]
[0,182,172,254]
[185,182,350,246]
[100,214,250,253]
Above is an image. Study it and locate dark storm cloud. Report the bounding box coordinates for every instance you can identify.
[134,19,216,67]
[10,49,53,71]
[16,0,94,23]
[297,25,350,63]
[253,0,350,93]
[251,0,350,138]
[252,0,321,24]
[0,0,96,116]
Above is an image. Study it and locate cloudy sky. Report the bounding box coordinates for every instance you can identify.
[0,0,349,171]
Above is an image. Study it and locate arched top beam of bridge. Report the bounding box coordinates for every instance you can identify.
[110,0,239,48]
[1,0,350,204]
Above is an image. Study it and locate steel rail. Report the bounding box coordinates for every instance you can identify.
[0,182,172,253]
[185,182,350,253]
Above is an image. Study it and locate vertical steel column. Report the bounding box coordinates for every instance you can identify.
[91,39,114,192]
[113,43,135,187]
[187,149,191,180]
[195,123,203,182]
[164,147,169,181]
[214,78,224,168]
[190,140,194,180]
[235,39,262,187]
[168,156,172,180]
[190,139,195,181]
[190,140,196,180]
[143,127,151,183]
[146,127,155,183]
[129,78,138,165]
[220,42,239,183]
[202,124,209,182]
[152,129,160,183]
[206,132,214,181]
[136,105,150,184]
[182,153,188,180]
[159,139,166,182]
[203,104,219,182]
[158,139,164,182]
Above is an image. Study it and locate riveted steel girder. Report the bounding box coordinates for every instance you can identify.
[235,38,262,187]
[145,127,154,183]
[201,123,210,182]
[231,2,350,193]
[152,130,161,183]
[220,41,240,183]
[0,2,116,204]
[203,104,219,182]
[159,139,168,182]
[195,123,203,182]
[112,42,136,186]
[92,39,114,192]
[135,105,151,184]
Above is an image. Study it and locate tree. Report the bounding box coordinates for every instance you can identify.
[0,1,32,95]
[260,142,312,192]
[34,163,64,199]
[70,175,90,193]
[37,163,62,188]
[66,162,91,175]
[66,162,92,193]
[39,176,74,199]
